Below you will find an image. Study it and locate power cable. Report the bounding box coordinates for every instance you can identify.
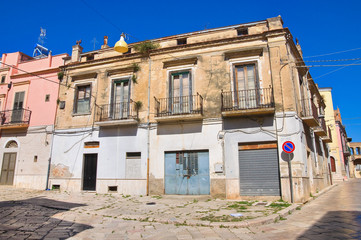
[303,57,361,62]
[79,0,121,33]
[303,47,361,59]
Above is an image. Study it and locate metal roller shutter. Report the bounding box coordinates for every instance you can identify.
[238,148,280,196]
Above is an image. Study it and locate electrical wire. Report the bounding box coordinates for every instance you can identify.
[79,0,122,33]
[303,47,361,59]
[303,58,361,63]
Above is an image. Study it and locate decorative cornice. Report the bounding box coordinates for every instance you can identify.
[10,67,60,79]
[163,57,198,68]
[13,81,30,86]
[224,48,263,60]
[62,29,289,71]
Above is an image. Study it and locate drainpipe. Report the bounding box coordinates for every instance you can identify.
[45,58,66,190]
[146,56,151,196]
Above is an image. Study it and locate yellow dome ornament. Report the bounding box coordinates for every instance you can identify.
[114,33,128,53]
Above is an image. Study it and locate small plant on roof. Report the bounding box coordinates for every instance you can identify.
[58,71,64,81]
[134,41,159,56]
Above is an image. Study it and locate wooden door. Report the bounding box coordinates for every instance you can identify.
[0,153,17,185]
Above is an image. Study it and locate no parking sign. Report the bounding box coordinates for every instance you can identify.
[282,141,295,154]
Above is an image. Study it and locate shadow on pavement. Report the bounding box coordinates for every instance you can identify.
[297,211,361,240]
[0,197,92,239]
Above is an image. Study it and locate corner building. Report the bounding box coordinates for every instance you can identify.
[51,16,331,202]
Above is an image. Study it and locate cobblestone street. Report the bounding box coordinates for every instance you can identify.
[0,179,360,239]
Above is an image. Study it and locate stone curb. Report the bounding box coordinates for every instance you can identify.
[303,183,338,204]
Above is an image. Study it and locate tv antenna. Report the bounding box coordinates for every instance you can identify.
[33,27,49,58]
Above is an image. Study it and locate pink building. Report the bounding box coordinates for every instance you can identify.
[0,51,68,189]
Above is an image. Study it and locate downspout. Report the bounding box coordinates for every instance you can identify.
[45,59,65,190]
[146,56,151,196]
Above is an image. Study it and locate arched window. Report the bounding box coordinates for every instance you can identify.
[5,140,18,148]
[350,148,354,155]
[330,157,336,172]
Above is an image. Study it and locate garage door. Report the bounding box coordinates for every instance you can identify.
[165,151,210,195]
[238,148,280,196]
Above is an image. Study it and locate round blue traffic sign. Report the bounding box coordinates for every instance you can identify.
[282,141,295,154]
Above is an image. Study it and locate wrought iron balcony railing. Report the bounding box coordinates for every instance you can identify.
[221,87,274,111]
[300,98,319,120]
[96,101,136,122]
[0,109,31,127]
[319,117,327,132]
[154,93,203,117]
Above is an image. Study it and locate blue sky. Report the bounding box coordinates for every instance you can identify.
[1,0,360,141]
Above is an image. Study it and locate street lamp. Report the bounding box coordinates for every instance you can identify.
[114,33,128,53]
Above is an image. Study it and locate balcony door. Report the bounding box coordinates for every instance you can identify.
[169,71,192,114]
[111,79,129,119]
[234,64,259,109]
[12,91,25,123]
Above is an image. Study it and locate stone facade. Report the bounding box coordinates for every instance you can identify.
[45,16,332,202]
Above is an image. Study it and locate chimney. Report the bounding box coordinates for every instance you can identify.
[267,15,284,30]
[71,40,83,62]
[101,36,109,49]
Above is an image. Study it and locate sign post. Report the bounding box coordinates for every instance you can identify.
[282,141,295,203]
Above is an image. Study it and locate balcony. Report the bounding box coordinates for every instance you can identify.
[154,94,203,122]
[344,146,351,157]
[314,117,327,137]
[221,88,275,117]
[95,101,138,127]
[321,126,332,143]
[0,109,31,129]
[300,99,319,127]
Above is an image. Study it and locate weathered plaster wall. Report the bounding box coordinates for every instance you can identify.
[50,126,148,195]
[0,126,53,190]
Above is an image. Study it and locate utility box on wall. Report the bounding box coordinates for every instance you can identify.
[214,163,223,173]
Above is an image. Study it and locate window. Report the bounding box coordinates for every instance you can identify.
[233,64,258,108]
[169,70,192,113]
[86,55,94,61]
[1,75,5,84]
[74,85,91,114]
[124,48,132,54]
[45,94,50,102]
[111,78,130,119]
[177,38,187,45]
[237,28,248,36]
[12,91,25,122]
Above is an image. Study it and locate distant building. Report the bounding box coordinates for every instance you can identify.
[320,88,351,181]
[0,51,68,189]
[46,16,333,203]
[349,142,361,178]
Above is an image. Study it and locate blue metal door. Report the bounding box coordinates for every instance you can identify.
[165,151,210,195]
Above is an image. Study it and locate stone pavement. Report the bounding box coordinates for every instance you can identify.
[250,178,361,240]
[0,179,360,239]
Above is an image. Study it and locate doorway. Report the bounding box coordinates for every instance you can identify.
[82,154,98,191]
[0,153,17,185]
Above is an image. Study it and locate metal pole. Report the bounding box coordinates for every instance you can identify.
[288,154,294,203]
[146,57,151,196]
